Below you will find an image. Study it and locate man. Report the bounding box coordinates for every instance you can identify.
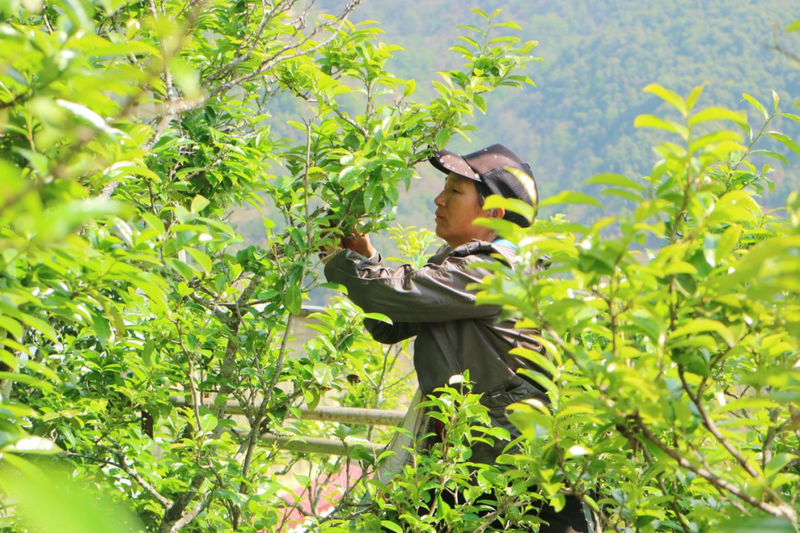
[323,144,592,532]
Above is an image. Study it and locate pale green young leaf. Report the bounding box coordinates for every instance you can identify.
[403,78,416,97]
[469,8,489,20]
[633,114,689,139]
[766,131,800,158]
[586,173,646,193]
[493,21,522,30]
[539,191,603,209]
[91,314,111,346]
[185,248,213,274]
[510,347,557,377]
[482,195,534,223]
[685,82,707,111]
[671,319,736,347]
[16,313,57,342]
[742,93,768,120]
[167,258,198,280]
[191,195,210,214]
[364,312,392,324]
[688,107,747,127]
[689,130,742,153]
[785,19,800,32]
[643,83,687,115]
[0,316,23,340]
[750,149,790,165]
[778,112,800,123]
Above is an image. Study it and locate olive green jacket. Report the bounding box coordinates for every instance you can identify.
[323,239,548,398]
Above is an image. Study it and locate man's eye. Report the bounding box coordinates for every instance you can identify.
[452,189,461,194]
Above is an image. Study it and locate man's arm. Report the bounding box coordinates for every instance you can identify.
[323,246,502,323]
[363,318,419,344]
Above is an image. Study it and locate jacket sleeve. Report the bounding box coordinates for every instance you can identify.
[363,318,419,344]
[323,249,502,323]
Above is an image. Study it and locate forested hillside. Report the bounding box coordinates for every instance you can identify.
[233,0,799,241]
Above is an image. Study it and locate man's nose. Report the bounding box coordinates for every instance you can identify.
[434,190,446,207]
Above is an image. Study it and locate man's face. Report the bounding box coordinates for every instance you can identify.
[433,173,493,248]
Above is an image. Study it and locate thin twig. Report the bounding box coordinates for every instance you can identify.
[631,412,796,522]
[207,0,361,100]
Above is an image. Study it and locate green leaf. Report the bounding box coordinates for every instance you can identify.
[141,213,166,235]
[716,398,782,414]
[312,363,333,386]
[716,224,742,263]
[54,0,95,31]
[191,195,210,214]
[0,316,23,340]
[633,114,689,139]
[764,453,797,481]
[381,521,404,533]
[663,261,697,275]
[510,347,557,377]
[364,312,392,324]
[493,21,522,30]
[549,493,566,512]
[688,107,747,127]
[785,19,800,33]
[750,149,789,165]
[167,258,197,280]
[6,436,61,455]
[671,319,736,347]
[56,100,119,136]
[0,372,54,391]
[142,340,154,367]
[643,83,686,115]
[185,248,212,275]
[482,195,535,223]
[539,191,603,209]
[137,281,170,316]
[469,7,489,20]
[284,285,302,315]
[16,313,57,342]
[434,129,450,148]
[200,413,218,433]
[766,131,800,158]
[778,112,800,123]
[518,369,559,405]
[91,314,111,346]
[403,78,416,97]
[689,130,742,153]
[195,217,235,236]
[742,94,768,120]
[686,82,707,111]
[585,173,646,193]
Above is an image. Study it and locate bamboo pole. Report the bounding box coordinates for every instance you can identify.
[259,434,384,457]
[172,398,405,426]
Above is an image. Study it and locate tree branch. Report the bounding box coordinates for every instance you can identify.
[631,412,796,522]
[114,452,173,509]
[207,0,361,100]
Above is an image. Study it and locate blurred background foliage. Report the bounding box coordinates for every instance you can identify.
[233,0,800,247]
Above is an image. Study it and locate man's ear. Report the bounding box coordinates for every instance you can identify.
[490,207,505,219]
